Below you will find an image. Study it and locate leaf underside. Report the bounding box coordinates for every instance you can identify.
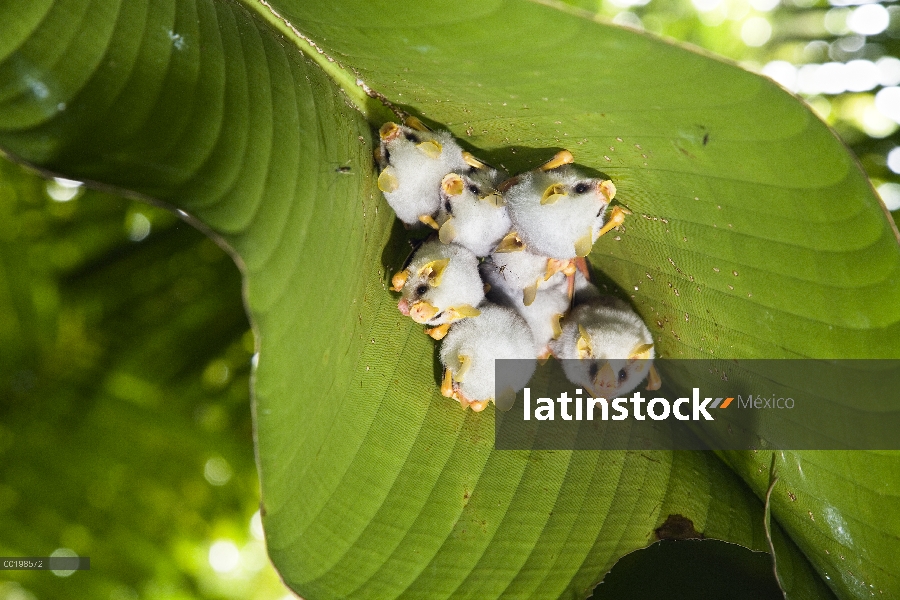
[1,0,898,598]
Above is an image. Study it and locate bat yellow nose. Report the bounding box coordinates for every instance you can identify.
[599,180,617,202]
[379,122,401,141]
[594,361,618,392]
[441,173,465,196]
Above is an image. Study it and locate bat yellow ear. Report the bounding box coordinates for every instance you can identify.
[419,258,450,286]
[574,229,594,258]
[539,149,574,171]
[377,167,399,193]
[629,343,654,360]
[404,115,431,131]
[540,183,567,205]
[523,283,538,307]
[646,365,662,391]
[494,231,525,253]
[481,192,505,207]
[576,325,592,359]
[416,140,443,159]
[390,269,409,292]
[551,313,564,339]
[438,218,457,244]
[462,151,486,169]
[455,354,472,382]
[449,304,481,319]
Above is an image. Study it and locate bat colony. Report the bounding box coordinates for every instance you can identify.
[377,118,660,412]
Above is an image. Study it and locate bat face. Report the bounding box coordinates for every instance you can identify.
[582,355,654,399]
[436,170,511,256]
[567,336,654,399]
[552,297,656,398]
[376,122,470,225]
[377,121,444,165]
[504,166,616,260]
[438,170,504,213]
[397,257,450,324]
[540,177,610,207]
[393,241,484,327]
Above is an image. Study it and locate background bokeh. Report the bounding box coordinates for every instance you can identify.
[0,0,897,598]
[0,158,293,599]
[565,0,900,215]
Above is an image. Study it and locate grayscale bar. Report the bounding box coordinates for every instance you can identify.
[0,557,90,570]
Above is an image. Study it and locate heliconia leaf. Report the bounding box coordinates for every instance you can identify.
[1,0,897,598]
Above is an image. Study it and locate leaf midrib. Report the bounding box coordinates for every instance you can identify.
[242,0,390,122]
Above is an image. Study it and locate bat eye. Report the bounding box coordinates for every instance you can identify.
[589,363,599,379]
[445,200,452,213]
[468,184,479,194]
[618,368,627,383]
[416,284,428,296]
[574,182,590,194]
[405,132,420,143]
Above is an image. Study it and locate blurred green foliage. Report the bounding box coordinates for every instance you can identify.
[0,159,288,599]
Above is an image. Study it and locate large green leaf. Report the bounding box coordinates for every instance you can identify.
[1,0,898,598]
